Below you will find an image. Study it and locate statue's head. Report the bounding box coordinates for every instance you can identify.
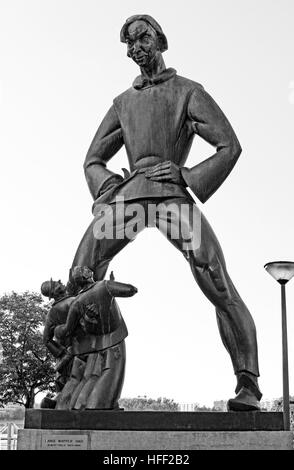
[71,266,94,289]
[41,279,66,300]
[120,14,167,68]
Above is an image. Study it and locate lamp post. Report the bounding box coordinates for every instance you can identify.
[264,261,294,431]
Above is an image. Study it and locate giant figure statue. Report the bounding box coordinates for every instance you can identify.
[70,15,262,410]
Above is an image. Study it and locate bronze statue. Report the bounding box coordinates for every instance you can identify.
[54,266,137,410]
[40,279,76,408]
[70,15,262,411]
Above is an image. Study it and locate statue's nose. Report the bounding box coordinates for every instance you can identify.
[133,41,141,52]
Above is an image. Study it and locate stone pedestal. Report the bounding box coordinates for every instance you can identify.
[17,429,293,450]
[17,410,293,450]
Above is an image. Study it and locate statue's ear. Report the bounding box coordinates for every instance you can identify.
[126,43,131,58]
[110,271,115,281]
[157,34,168,53]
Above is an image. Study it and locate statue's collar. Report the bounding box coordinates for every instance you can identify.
[52,294,72,306]
[79,283,95,295]
[133,68,177,90]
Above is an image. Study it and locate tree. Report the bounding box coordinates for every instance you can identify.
[271,398,283,412]
[0,291,55,408]
[119,396,179,411]
[271,397,294,430]
[270,397,294,412]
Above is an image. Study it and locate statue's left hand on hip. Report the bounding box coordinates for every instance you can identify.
[145,161,185,185]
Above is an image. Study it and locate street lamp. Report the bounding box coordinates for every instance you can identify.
[264,261,294,431]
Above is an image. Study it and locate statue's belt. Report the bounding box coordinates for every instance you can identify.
[92,165,189,212]
[71,324,128,356]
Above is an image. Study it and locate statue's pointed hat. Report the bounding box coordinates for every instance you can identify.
[41,278,55,299]
[120,15,168,52]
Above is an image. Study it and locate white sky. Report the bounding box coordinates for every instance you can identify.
[0,0,294,406]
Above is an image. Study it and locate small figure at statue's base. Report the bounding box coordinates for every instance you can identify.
[49,267,137,410]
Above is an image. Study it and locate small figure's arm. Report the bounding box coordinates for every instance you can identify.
[43,310,66,358]
[53,302,81,372]
[54,301,81,341]
[84,105,125,200]
[181,87,242,203]
[106,280,138,298]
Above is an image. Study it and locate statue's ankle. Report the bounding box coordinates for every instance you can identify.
[235,371,262,401]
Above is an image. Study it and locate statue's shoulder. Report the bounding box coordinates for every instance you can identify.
[75,281,109,303]
[63,295,76,306]
[113,86,135,109]
[175,74,205,93]
[51,295,75,312]
[46,305,58,322]
[46,298,70,323]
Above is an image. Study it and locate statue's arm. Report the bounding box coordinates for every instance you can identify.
[182,87,242,203]
[54,302,80,339]
[105,280,138,298]
[43,310,66,358]
[84,105,124,200]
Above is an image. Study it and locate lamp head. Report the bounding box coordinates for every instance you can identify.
[264,261,294,285]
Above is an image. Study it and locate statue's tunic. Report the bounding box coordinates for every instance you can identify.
[63,280,128,356]
[43,295,75,358]
[84,68,241,205]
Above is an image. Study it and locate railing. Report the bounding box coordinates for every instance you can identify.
[0,423,19,450]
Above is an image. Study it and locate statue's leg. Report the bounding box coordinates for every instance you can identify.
[71,201,147,284]
[86,341,126,409]
[71,218,112,281]
[156,198,261,409]
[55,357,86,410]
[72,352,101,410]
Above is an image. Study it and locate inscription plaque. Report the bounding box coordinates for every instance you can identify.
[41,434,88,450]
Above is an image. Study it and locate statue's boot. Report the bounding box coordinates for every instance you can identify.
[227,372,262,411]
[227,387,261,411]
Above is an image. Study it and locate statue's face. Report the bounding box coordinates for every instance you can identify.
[53,280,66,296]
[72,266,93,288]
[126,20,158,67]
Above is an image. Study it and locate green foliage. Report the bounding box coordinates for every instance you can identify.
[0,291,55,408]
[119,396,179,411]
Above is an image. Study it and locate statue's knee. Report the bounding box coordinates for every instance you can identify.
[196,258,229,295]
[208,264,228,293]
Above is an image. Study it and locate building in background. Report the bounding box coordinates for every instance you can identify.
[213,400,227,412]
[179,403,198,412]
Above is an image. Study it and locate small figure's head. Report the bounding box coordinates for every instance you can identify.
[71,266,94,289]
[41,279,66,300]
[120,14,167,68]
